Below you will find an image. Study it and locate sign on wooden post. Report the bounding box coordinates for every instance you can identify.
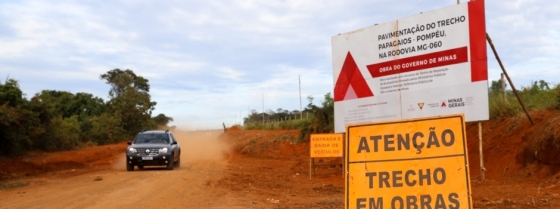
[309,133,344,179]
[345,114,472,209]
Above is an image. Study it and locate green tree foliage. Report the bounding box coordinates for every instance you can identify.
[0,79,32,155]
[521,80,556,110]
[39,116,82,151]
[152,113,174,127]
[243,93,334,136]
[0,69,172,157]
[0,78,24,107]
[87,113,125,145]
[32,90,110,145]
[557,84,560,110]
[100,69,157,137]
[488,79,559,118]
[297,93,335,142]
[244,108,304,125]
[100,69,150,97]
[489,79,506,93]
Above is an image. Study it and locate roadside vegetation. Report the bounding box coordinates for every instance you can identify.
[243,80,560,142]
[489,80,560,118]
[0,69,174,157]
[244,93,334,142]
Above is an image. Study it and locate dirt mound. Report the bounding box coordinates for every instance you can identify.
[466,109,560,181]
[0,143,127,181]
[222,109,560,182]
[222,129,307,160]
[216,112,560,208]
[227,125,241,132]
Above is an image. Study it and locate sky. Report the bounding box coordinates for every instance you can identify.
[1,0,559,130]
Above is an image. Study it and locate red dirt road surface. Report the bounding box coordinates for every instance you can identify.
[2,110,560,208]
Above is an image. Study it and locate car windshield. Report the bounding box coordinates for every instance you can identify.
[133,133,170,144]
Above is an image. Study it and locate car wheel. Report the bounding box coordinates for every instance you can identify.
[126,163,134,171]
[166,154,175,170]
[174,155,180,168]
[138,165,144,170]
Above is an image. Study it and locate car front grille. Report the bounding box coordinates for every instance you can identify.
[136,148,160,156]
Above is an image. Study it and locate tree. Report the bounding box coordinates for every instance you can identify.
[557,84,560,110]
[152,113,174,127]
[298,93,335,142]
[322,92,334,111]
[306,95,314,109]
[88,113,125,145]
[0,78,24,107]
[100,69,150,97]
[34,90,105,119]
[490,80,506,93]
[100,69,156,136]
[72,92,106,117]
[0,79,33,155]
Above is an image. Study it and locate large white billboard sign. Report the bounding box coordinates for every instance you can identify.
[332,0,488,133]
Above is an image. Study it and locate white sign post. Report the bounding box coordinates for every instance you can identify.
[332,0,488,133]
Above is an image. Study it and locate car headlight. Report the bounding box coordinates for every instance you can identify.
[128,148,137,154]
[159,147,168,154]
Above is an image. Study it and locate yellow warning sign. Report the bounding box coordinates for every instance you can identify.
[310,133,343,158]
[345,114,472,209]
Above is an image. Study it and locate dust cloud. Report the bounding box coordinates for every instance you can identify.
[173,130,231,163]
[112,129,230,170]
[113,154,127,170]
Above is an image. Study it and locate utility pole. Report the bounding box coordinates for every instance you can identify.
[501,73,507,104]
[299,75,302,119]
[262,94,264,124]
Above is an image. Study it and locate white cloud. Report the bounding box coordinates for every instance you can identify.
[215,67,244,81]
[1,0,559,129]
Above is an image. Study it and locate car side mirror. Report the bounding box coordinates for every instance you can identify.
[127,141,132,145]
[171,141,177,145]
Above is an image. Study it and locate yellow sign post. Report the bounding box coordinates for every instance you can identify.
[310,133,344,179]
[345,114,472,209]
[310,133,343,158]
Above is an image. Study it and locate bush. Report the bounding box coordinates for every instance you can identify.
[556,84,560,110]
[488,80,559,119]
[0,73,170,157]
[243,93,335,144]
[50,116,81,150]
[89,113,126,145]
[245,118,310,131]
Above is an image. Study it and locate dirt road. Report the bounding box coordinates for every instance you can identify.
[0,129,347,209]
[0,131,243,209]
[0,162,231,208]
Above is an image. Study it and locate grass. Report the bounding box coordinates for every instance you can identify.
[242,82,560,145]
[245,118,311,130]
[0,181,29,190]
[489,84,560,119]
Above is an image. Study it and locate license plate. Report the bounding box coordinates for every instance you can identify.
[142,156,153,160]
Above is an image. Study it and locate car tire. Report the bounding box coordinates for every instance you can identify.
[174,155,180,168]
[126,163,134,171]
[166,154,175,170]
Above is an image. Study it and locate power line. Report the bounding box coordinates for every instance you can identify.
[405,0,429,16]
[299,75,302,119]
